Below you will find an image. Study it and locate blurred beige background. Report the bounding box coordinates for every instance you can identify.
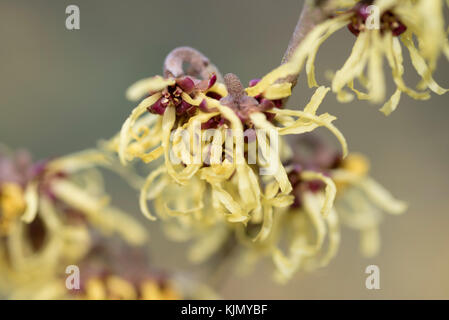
[1,0,448,299]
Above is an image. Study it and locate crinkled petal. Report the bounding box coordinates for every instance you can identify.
[246,15,351,97]
[250,112,292,194]
[332,32,370,100]
[119,93,162,165]
[140,166,166,221]
[126,76,175,102]
[402,31,448,95]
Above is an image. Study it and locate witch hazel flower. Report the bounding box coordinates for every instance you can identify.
[247,0,448,115]
[234,135,405,282]
[112,45,348,227]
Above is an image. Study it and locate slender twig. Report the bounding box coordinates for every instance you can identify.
[206,235,238,293]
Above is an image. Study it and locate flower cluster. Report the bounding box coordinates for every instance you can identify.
[109,47,347,228]
[0,147,147,297]
[103,39,402,281]
[148,134,406,282]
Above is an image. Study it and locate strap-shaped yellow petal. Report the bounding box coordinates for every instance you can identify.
[268,108,348,158]
[119,93,162,165]
[126,76,175,101]
[262,83,292,100]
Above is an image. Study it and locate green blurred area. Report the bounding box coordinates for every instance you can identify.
[1,0,448,299]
